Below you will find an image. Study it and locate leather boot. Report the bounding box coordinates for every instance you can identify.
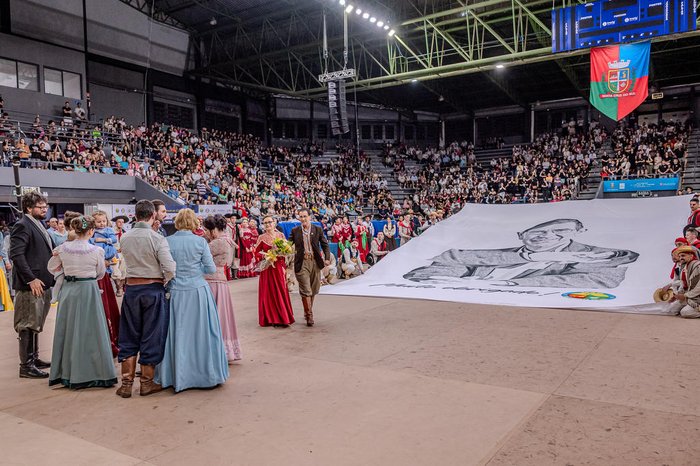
[116,356,136,398]
[302,297,314,327]
[33,332,51,369]
[139,364,162,396]
[19,330,48,379]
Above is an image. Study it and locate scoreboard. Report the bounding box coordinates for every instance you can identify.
[552,0,697,53]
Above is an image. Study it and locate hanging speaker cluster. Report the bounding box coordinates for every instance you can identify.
[328,79,350,136]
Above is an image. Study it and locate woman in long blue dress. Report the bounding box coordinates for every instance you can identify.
[155,208,229,393]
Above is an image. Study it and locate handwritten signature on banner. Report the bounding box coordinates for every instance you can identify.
[369,283,561,296]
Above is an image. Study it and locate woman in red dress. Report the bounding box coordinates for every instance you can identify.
[255,215,294,328]
[238,218,257,278]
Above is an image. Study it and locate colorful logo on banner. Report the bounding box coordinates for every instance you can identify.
[590,41,650,121]
[562,291,616,300]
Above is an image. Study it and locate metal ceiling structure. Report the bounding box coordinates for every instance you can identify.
[124,0,700,113]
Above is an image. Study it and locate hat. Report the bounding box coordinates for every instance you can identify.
[111,215,129,223]
[653,287,674,303]
[675,245,696,255]
[675,237,689,245]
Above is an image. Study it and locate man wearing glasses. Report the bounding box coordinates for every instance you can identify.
[10,192,55,378]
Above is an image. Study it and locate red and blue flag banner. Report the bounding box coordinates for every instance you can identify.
[589,41,650,121]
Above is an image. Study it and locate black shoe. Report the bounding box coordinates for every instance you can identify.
[19,365,49,379]
[34,359,51,369]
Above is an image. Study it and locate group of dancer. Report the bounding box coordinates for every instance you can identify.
[10,190,332,395]
[11,192,241,394]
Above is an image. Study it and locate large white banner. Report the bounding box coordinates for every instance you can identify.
[322,196,690,312]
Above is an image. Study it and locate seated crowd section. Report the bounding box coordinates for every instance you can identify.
[0,103,694,243]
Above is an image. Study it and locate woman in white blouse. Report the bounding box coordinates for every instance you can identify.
[47,215,116,390]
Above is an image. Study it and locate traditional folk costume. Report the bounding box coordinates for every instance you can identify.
[238,226,257,278]
[205,236,242,362]
[398,219,413,245]
[116,222,176,398]
[290,224,330,327]
[341,244,367,277]
[156,232,229,392]
[330,222,344,244]
[224,220,239,280]
[383,221,397,251]
[10,214,55,379]
[47,240,116,389]
[668,247,700,318]
[255,231,295,327]
[355,223,370,262]
[370,237,388,265]
[90,226,121,357]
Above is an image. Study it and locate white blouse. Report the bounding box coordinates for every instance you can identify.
[48,239,106,280]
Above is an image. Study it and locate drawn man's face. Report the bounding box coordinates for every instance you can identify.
[519,221,580,251]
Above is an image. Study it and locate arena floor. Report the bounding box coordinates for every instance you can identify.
[1,279,699,465]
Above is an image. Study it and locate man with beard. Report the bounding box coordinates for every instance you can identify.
[666,246,700,318]
[10,192,55,378]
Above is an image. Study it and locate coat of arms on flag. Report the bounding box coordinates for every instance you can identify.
[606,60,631,93]
[590,42,650,121]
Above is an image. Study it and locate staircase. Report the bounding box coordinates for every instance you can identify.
[681,131,700,191]
[366,150,415,202]
[575,139,610,200]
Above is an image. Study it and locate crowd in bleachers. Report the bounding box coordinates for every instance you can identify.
[601,120,690,180]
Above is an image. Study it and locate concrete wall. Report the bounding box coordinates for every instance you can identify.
[0,32,86,116]
[10,0,190,75]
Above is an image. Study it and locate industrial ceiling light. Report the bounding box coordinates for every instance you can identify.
[388,29,395,36]
[495,63,505,69]
[339,0,345,5]
[345,5,354,13]
[356,8,362,14]
[209,17,217,26]
[377,20,384,27]
[383,24,389,30]
[369,16,376,23]
[362,12,369,19]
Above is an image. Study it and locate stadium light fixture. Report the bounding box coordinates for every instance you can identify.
[495,64,505,69]
[356,8,362,14]
[383,24,389,30]
[370,16,376,23]
[377,20,384,27]
[362,12,369,19]
[339,0,345,5]
[388,29,395,36]
[345,5,354,13]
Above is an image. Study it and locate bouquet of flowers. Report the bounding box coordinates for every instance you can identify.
[257,238,296,272]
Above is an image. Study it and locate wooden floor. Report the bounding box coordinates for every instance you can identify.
[1,278,699,465]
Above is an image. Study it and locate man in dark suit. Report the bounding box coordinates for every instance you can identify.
[290,208,331,327]
[404,219,639,288]
[10,192,56,378]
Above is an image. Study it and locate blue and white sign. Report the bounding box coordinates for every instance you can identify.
[603,177,679,193]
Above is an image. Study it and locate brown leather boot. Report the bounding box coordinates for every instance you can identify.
[116,356,136,398]
[139,364,162,396]
[302,296,314,327]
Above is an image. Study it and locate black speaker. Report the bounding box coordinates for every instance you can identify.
[328,79,349,136]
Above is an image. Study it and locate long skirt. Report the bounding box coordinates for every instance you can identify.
[385,236,397,251]
[0,267,13,311]
[258,259,295,327]
[155,285,229,392]
[49,280,117,389]
[238,249,257,278]
[207,279,242,362]
[97,274,120,357]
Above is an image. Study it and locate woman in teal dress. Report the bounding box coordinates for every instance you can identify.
[155,208,229,393]
[47,215,117,389]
